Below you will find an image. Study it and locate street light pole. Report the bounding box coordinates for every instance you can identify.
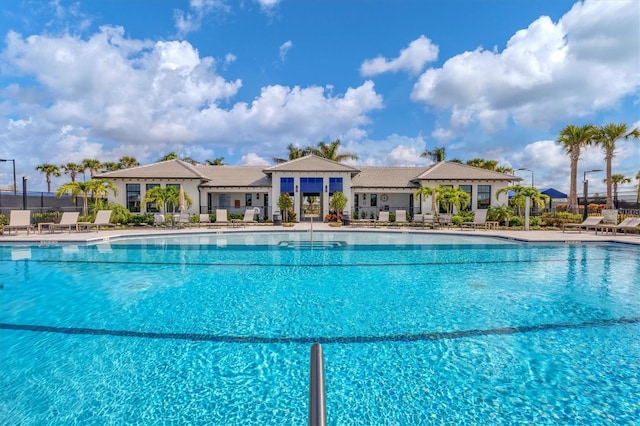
[0,158,17,195]
[515,168,534,188]
[583,169,603,221]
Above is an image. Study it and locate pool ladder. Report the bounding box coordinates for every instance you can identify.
[309,343,326,426]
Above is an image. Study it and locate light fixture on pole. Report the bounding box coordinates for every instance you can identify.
[0,158,17,195]
[583,169,603,221]
[515,168,534,188]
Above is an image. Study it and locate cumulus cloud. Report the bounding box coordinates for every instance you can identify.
[411,0,640,133]
[279,40,292,62]
[0,26,384,188]
[360,35,439,76]
[174,0,229,37]
[347,134,427,166]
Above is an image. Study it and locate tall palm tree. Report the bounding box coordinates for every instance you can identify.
[606,174,631,208]
[206,157,225,165]
[495,166,514,174]
[82,158,102,180]
[557,124,597,213]
[465,158,499,170]
[35,163,61,192]
[420,147,446,162]
[594,123,640,209]
[56,179,117,216]
[101,162,121,172]
[159,152,178,161]
[414,185,439,213]
[305,139,359,162]
[274,144,306,164]
[60,162,83,183]
[118,156,140,169]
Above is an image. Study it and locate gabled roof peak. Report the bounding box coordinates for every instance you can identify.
[263,154,360,174]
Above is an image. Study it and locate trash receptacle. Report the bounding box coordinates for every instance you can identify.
[273,212,282,226]
[342,212,350,226]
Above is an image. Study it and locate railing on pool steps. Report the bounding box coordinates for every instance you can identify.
[308,343,326,426]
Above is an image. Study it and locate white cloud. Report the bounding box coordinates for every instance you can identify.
[347,134,427,166]
[240,152,271,166]
[360,35,439,76]
[255,0,281,12]
[411,0,640,133]
[174,0,229,37]
[279,40,292,62]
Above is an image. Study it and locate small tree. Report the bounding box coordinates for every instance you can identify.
[414,185,439,214]
[438,187,470,214]
[277,193,294,223]
[329,191,348,223]
[143,186,192,216]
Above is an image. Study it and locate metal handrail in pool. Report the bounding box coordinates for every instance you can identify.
[308,343,326,426]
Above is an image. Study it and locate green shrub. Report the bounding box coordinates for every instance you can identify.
[509,216,524,227]
[129,214,154,225]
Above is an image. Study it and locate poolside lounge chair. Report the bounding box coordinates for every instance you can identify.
[394,210,408,226]
[80,210,117,232]
[562,216,602,233]
[238,209,257,225]
[198,214,212,227]
[48,212,80,233]
[4,210,33,235]
[439,214,453,228]
[460,209,488,230]
[153,214,166,227]
[215,209,229,226]
[175,212,191,228]
[596,217,640,235]
[377,211,390,226]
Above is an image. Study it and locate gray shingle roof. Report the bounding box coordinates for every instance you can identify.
[95,160,207,179]
[351,167,427,188]
[415,161,520,181]
[196,166,272,187]
[264,154,360,174]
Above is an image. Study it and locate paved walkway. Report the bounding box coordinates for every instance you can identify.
[1,222,639,245]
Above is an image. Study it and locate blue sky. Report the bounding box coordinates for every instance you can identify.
[1,0,638,194]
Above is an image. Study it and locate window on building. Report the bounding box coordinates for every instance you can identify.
[245,193,252,207]
[219,194,230,208]
[459,185,472,211]
[370,194,377,207]
[126,184,141,213]
[280,177,294,194]
[477,185,491,209]
[329,177,343,194]
[146,183,160,212]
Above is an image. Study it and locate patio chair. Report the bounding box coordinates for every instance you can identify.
[215,209,229,226]
[596,217,640,235]
[460,209,488,230]
[4,210,33,235]
[562,216,602,233]
[80,210,116,232]
[48,212,80,233]
[173,212,191,228]
[394,210,408,226]
[153,214,166,227]
[239,209,257,225]
[198,213,212,227]
[438,214,453,228]
[376,211,391,226]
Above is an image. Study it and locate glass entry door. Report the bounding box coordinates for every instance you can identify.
[301,193,322,221]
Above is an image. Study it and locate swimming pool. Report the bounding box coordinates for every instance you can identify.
[1,232,639,424]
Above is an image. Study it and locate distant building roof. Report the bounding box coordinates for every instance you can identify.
[416,161,520,182]
[96,160,207,180]
[351,167,427,188]
[197,166,272,188]
[540,188,567,198]
[263,154,360,175]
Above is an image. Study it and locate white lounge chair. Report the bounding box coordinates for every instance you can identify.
[596,217,640,235]
[153,214,166,227]
[81,210,116,232]
[198,213,212,227]
[4,210,33,235]
[215,209,229,226]
[377,211,390,226]
[394,210,408,226]
[460,209,488,230]
[239,209,257,225]
[562,216,602,233]
[48,212,80,233]
[175,212,191,228]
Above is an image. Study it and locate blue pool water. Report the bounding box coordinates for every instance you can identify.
[1,232,639,424]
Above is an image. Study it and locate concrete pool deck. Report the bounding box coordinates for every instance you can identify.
[1,222,639,245]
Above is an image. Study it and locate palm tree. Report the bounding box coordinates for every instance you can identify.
[60,162,83,183]
[82,158,102,180]
[438,187,470,214]
[495,166,514,174]
[466,158,499,170]
[594,123,640,209]
[143,186,191,215]
[159,152,179,161]
[497,184,549,217]
[636,170,640,203]
[305,139,359,162]
[414,185,439,213]
[101,162,121,172]
[606,174,631,208]
[420,147,446,162]
[488,204,514,226]
[181,157,199,165]
[56,179,118,216]
[557,124,597,213]
[35,163,61,192]
[206,157,225,165]
[274,144,306,164]
[118,156,140,169]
